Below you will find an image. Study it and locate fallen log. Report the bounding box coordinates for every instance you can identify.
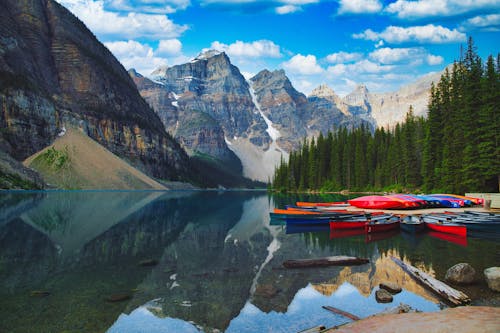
[297,325,326,333]
[283,256,369,268]
[390,256,470,306]
[322,306,360,321]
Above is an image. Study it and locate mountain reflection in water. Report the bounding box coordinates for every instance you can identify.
[0,191,497,333]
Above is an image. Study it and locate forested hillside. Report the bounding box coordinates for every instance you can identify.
[272,39,499,193]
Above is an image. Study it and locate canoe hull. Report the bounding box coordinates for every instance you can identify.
[365,221,400,233]
[424,221,467,237]
[330,220,367,230]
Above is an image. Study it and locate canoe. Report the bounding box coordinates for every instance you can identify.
[329,228,365,239]
[400,216,425,233]
[365,229,400,243]
[388,194,426,208]
[296,201,349,207]
[427,231,468,247]
[427,195,466,207]
[348,195,405,209]
[438,194,484,205]
[330,219,367,230]
[433,194,473,206]
[365,218,400,233]
[423,217,467,237]
[286,224,330,234]
[412,195,448,208]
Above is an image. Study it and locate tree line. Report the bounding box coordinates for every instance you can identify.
[272,38,499,193]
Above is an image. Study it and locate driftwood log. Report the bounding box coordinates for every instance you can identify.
[297,325,326,333]
[391,256,470,306]
[283,256,369,268]
[322,306,361,321]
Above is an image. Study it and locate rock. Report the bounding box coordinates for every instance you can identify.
[105,293,132,302]
[445,263,476,284]
[30,290,50,297]
[375,289,393,303]
[139,259,158,267]
[255,284,280,298]
[379,282,402,294]
[484,267,500,292]
[0,0,191,186]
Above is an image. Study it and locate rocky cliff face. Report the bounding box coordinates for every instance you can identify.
[152,51,268,146]
[0,0,190,183]
[307,84,369,135]
[129,68,243,178]
[369,71,441,127]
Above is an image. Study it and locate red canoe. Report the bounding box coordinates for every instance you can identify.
[330,228,365,239]
[427,231,468,247]
[296,201,349,207]
[423,219,467,237]
[330,220,368,230]
[348,196,405,209]
[365,219,400,233]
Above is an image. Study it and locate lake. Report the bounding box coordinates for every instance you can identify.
[0,191,498,333]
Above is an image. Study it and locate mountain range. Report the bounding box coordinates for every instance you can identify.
[131,50,441,182]
[0,0,442,188]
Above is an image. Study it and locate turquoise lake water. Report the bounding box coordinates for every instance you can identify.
[0,191,498,332]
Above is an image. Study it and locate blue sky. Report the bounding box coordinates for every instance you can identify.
[57,0,499,95]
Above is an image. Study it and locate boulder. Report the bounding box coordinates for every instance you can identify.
[375,289,393,303]
[379,282,402,294]
[445,263,476,284]
[484,267,500,292]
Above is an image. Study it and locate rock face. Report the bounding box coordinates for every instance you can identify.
[445,263,477,284]
[375,288,393,303]
[152,51,268,145]
[0,0,190,183]
[129,69,241,170]
[134,51,440,182]
[379,282,402,294]
[484,267,500,292]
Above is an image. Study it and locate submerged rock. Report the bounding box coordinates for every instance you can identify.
[375,289,393,303]
[379,282,402,294]
[139,259,159,267]
[484,267,500,292]
[105,293,132,302]
[445,263,476,284]
[30,290,50,297]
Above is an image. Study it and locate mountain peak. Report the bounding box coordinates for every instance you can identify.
[309,84,337,99]
[150,65,169,77]
[194,49,224,61]
[127,68,142,78]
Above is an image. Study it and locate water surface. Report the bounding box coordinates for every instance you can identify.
[0,191,498,333]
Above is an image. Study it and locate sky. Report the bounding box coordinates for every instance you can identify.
[56,0,500,96]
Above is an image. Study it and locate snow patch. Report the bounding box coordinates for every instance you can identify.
[58,126,66,137]
[224,136,232,146]
[248,82,281,141]
[172,92,180,100]
[172,101,178,107]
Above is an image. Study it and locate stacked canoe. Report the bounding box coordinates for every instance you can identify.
[348,194,484,210]
[270,197,499,242]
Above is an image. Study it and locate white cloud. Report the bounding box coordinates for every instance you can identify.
[106,0,191,14]
[326,51,363,64]
[353,24,466,44]
[386,0,500,19]
[105,40,153,58]
[282,54,323,75]
[210,40,282,58]
[461,14,500,31]
[104,40,188,75]
[157,39,182,55]
[426,54,444,65]
[276,5,301,14]
[56,0,187,40]
[369,47,444,66]
[338,0,383,14]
